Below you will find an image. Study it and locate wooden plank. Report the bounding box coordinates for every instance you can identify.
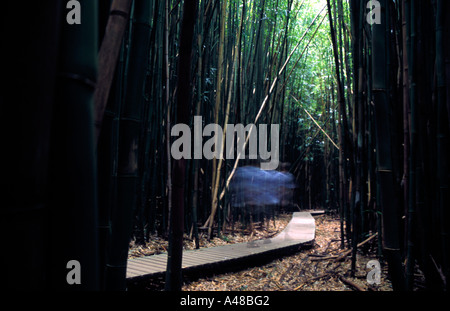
[126,265,163,277]
[184,250,232,260]
[128,258,166,271]
[126,212,315,281]
[126,266,159,279]
[188,247,242,258]
[131,254,167,264]
[137,256,167,266]
[127,263,158,275]
[127,263,154,274]
[126,269,142,278]
[183,252,226,261]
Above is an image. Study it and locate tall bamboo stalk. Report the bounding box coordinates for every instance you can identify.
[330,0,350,249]
[165,0,198,291]
[106,0,152,290]
[190,0,205,250]
[165,0,173,236]
[372,0,404,290]
[211,0,227,204]
[207,1,244,239]
[435,0,449,290]
[50,0,99,289]
[402,0,414,290]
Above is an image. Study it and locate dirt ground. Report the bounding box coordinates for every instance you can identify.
[128,213,394,291]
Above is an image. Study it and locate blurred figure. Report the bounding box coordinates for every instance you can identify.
[229,166,297,209]
[229,165,297,247]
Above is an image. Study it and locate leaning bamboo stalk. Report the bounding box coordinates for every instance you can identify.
[94,0,133,145]
[339,276,365,291]
[335,232,378,261]
[291,94,339,150]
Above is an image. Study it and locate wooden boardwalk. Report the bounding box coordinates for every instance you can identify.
[126,212,317,282]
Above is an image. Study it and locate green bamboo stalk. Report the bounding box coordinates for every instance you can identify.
[329,0,351,171]
[211,0,227,203]
[165,0,198,291]
[207,0,245,239]
[435,0,449,290]
[96,0,134,290]
[137,0,161,244]
[165,0,173,237]
[333,0,352,249]
[50,0,99,289]
[403,0,415,290]
[106,0,152,290]
[372,0,405,290]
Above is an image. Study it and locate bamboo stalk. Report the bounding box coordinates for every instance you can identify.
[50,0,99,289]
[211,0,228,201]
[291,94,339,150]
[435,0,449,289]
[94,0,133,145]
[165,0,198,291]
[403,0,414,290]
[335,232,378,261]
[339,276,365,291]
[165,0,172,236]
[206,1,243,238]
[105,0,152,290]
[372,0,404,290]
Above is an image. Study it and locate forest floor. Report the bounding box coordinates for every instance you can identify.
[128,213,394,291]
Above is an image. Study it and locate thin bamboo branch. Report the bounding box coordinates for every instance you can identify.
[339,276,366,291]
[335,232,378,261]
[291,94,340,150]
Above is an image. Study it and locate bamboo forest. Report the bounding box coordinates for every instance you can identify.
[1,0,449,294]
